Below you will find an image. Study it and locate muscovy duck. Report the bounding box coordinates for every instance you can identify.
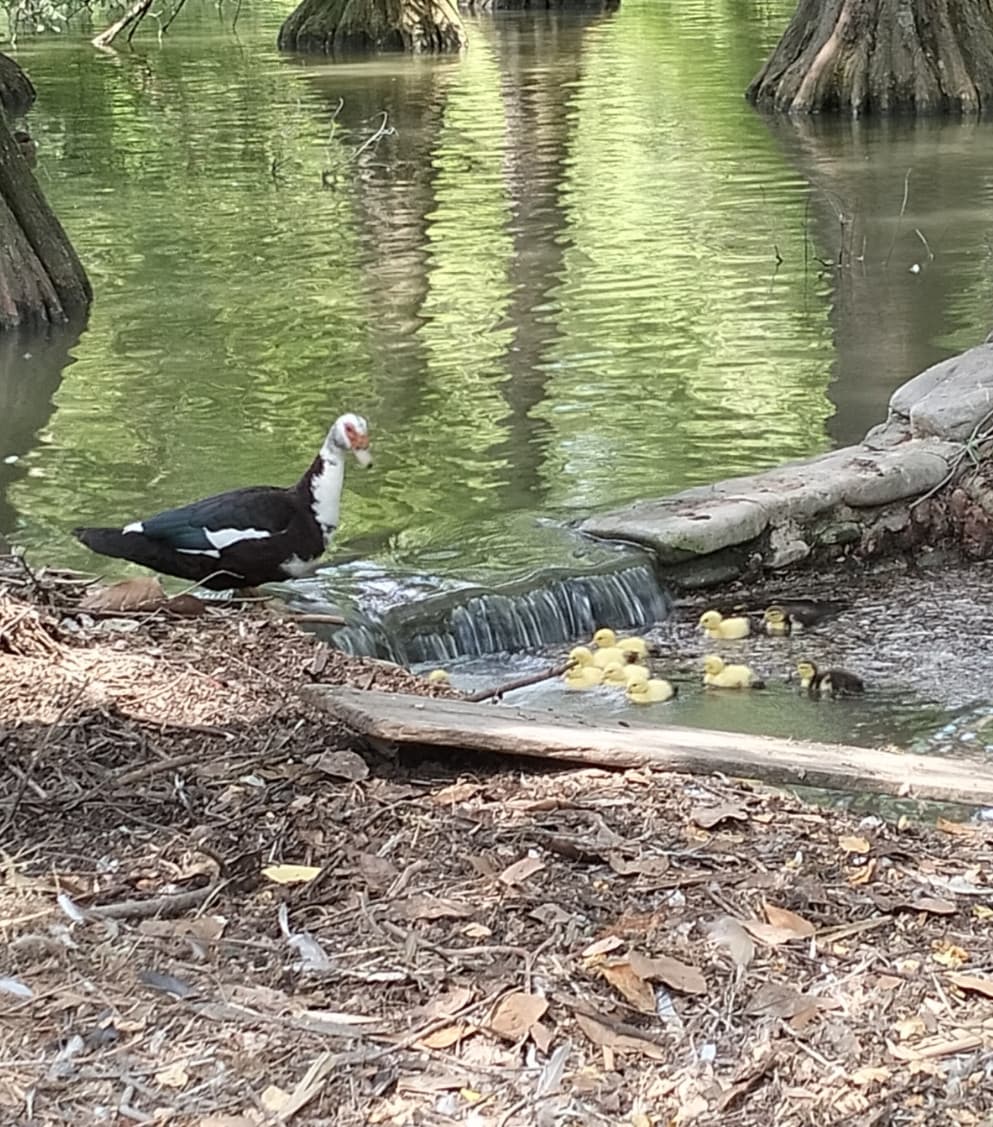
[73,413,371,591]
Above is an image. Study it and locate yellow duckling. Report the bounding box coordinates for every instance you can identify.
[564,664,605,690]
[796,660,864,698]
[702,654,764,689]
[592,627,650,659]
[627,677,676,704]
[602,661,651,687]
[426,669,450,684]
[592,646,626,670]
[568,646,596,666]
[699,610,751,640]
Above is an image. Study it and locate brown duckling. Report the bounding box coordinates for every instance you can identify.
[796,660,864,698]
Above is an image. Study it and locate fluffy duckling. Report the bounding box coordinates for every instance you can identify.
[592,646,627,670]
[569,646,596,667]
[426,669,450,684]
[699,609,751,640]
[564,664,605,690]
[796,660,864,698]
[627,677,677,704]
[602,661,650,687]
[592,627,650,659]
[762,606,792,637]
[702,654,764,689]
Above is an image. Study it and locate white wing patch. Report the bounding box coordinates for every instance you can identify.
[204,527,272,550]
[122,521,144,534]
[176,548,222,559]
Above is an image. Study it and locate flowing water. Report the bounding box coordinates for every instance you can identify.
[3,0,993,746]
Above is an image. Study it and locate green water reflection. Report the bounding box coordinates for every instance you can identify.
[2,0,993,589]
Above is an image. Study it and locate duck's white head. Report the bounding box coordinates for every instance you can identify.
[324,413,372,467]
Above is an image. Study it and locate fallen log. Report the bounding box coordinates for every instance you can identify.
[304,686,993,808]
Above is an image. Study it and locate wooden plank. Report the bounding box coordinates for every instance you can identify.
[303,686,993,808]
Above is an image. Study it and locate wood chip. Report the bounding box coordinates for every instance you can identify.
[488,992,548,1042]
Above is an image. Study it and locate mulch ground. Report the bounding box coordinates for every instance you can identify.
[3,557,993,1127]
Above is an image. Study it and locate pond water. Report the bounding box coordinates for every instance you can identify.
[3,0,993,746]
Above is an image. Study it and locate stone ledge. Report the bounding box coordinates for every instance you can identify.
[579,344,993,588]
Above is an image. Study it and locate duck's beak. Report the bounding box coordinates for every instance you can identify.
[351,435,372,467]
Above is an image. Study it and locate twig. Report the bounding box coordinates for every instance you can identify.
[89,882,222,920]
[284,612,347,626]
[350,112,395,163]
[160,0,188,34]
[464,663,570,703]
[91,0,153,47]
[109,750,216,789]
[884,167,912,268]
[915,227,934,263]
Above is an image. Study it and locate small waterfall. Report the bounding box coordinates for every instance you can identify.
[331,560,670,662]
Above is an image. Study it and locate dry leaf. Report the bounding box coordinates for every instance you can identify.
[139,916,227,942]
[426,986,473,1018]
[899,896,957,916]
[463,922,492,939]
[155,1062,190,1089]
[81,576,166,613]
[746,982,817,1021]
[498,856,545,886]
[763,902,815,938]
[261,864,322,885]
[419,1023,471,1049]
[488,992,548,1041]
[838,835,871,854]
[398,895,474,921]
[849,1066,889,1087]
[628,950,707,995]
[932,942,969,969]
[936,817,976,836]
[742,920,807,946]
[260,1086,289,1113]
[164,592,206,617]
[582,935,625,959]
[530,1020,554,1053]
[199,1118,258,1127]
[947,973,993,998]
[305,750,369,781]
[355,853,398,890]
[849,858,877,885]
[607,853,670,878]
[574,1012,667,1061]
[706,916,754,967]
[690,803,749,830]
[431,782,483,805]
[598,961,656,1014]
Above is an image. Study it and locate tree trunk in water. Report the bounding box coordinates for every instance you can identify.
[462,1,618,9]
[0,55,91,331]
[0,53,34,116]
[279,0,467,53]
[747,0,993,116]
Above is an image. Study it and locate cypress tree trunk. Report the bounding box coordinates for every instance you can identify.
[0,54,91,331]
[747,0,993,116]
[279,0,467,53]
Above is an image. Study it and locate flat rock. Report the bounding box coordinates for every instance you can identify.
[581,440,955,560]
[889,346,993,441]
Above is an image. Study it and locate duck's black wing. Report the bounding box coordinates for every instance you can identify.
[74,486,317,588]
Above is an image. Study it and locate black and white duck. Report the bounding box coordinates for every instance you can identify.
[73,413,371,591]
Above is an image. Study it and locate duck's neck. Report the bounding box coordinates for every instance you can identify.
[298,451,345,541]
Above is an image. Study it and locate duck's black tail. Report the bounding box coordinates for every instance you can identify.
[73,526,136,562]
[73,526,176,574]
